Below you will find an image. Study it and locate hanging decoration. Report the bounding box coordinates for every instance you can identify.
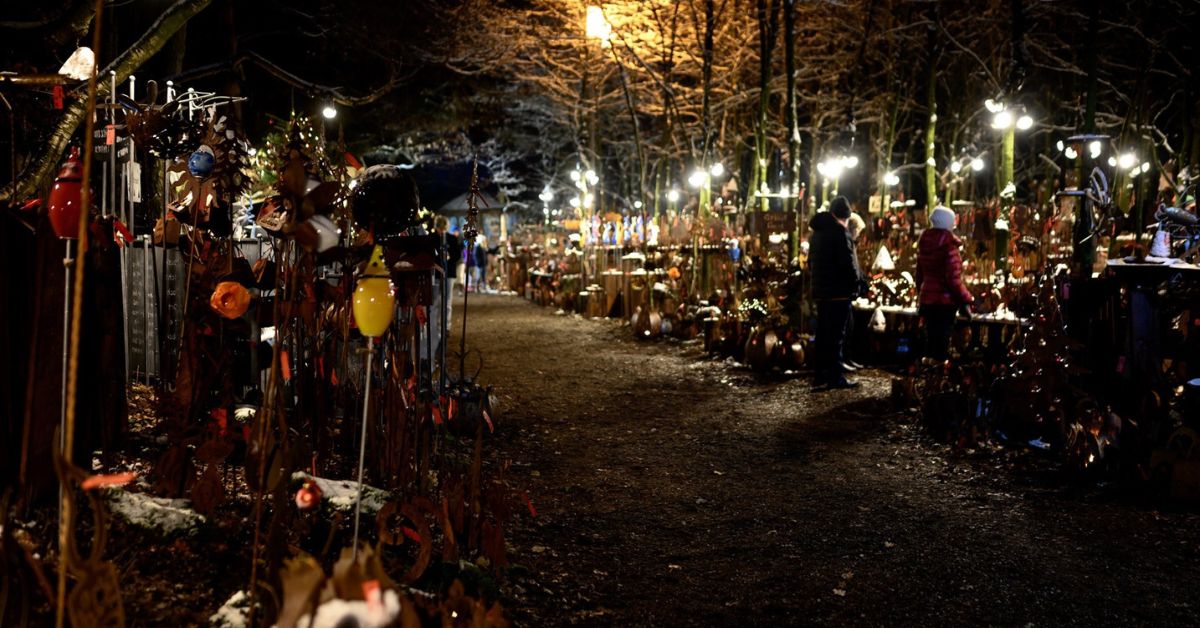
[48,147,87,239]
[209,281,252,319]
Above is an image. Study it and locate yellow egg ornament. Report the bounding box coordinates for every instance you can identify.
[350,245,395,558]
[352,245,395,337]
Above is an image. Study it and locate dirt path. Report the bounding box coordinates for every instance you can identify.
[455,295,1200,626]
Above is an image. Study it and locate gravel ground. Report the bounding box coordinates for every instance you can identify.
[457,294,1200,627]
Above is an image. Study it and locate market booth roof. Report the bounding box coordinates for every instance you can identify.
[438,190,505,215]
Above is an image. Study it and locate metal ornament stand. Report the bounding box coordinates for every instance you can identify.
[352,345,374,560]
[458,159,483,382]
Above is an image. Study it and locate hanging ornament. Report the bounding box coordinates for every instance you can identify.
[352,245,396,337]
[48,147,87,239]
[295,478,323,511]
[295,215,340,253]
[188,145,215,178]
[210,281,251,319]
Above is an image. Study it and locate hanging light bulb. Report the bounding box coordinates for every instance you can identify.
[971,158,985,172]
[352,246,395,337]
[322,104,338,120]
[688,169,708,188]
[666,189,680,203]
[1117,152,1137,170]
[950,161,963,174]
[882,172,900,186]
[1016,115,1034,130]
[709,163,725,177]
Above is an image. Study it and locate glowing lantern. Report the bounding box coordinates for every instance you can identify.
[352,245,395,337]
[48,147,87,239]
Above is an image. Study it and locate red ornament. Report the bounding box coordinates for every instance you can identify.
[47,147,87,239]
[294,478,322,511]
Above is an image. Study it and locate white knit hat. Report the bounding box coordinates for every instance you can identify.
[929,205,957,230]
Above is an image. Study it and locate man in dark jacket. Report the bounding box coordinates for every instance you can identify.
[808,196,865,388]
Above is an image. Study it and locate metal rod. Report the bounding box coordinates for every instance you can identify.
[440,232,449,396]
[352,347,374,561]
[109,71,117,218]
[59,239,73,518]
[459,244,470,382]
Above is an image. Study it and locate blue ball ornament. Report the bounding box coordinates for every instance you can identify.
[188,146,215,178]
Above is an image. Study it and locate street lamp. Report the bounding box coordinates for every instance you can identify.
[586,6,612,46]
[816,154,857,201]
[986,98,1033,272]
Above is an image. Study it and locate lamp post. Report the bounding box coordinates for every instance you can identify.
[987,98,1033,271]
[942,153,986,207]
[688,161,726,222]
[816,154,858,205]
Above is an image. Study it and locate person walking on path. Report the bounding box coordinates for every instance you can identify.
[915,205,973,361]
[808,196,866,389]
[429,216,461,357]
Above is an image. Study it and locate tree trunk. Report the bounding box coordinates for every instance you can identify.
[784,0,799,256]
[924,59,937,211]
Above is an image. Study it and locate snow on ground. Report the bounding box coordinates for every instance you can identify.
[291,472,389,514]
[104,488,207,537]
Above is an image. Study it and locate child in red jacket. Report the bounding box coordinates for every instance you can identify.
[915,206,973,360]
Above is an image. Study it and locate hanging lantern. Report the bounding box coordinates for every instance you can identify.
[48,147,87,239]
[352,245,395,337]
[210,281,251,319]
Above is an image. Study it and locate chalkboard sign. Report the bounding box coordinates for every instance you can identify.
[126,240,158,381]
[125,242,184,382]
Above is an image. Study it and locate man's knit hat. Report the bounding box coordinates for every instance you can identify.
[829,196,852,220]
[929,205,957,230]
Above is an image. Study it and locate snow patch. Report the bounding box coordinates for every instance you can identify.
[105,489,206,537]
[210,590,252,628]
